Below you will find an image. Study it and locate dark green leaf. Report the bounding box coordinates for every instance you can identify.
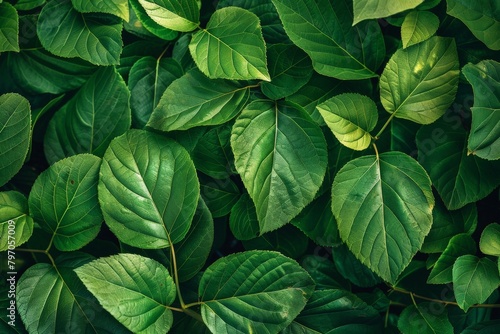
[117,40,167,79]
[229,193,259,241]
[71,0,129,20]
[401,10,440,48]
[137,0,200,32]
[0,191,33,251]
[14,0,45,11]
[332,244,383,288]
[479,223,500,256]
[353,0,424,25]
[300,255,351,291]
[462,320,500,333]
[0,2,19,52]
[398,302,454,334]
[390,118,421,155]
[199,173,240,218]
[129,0,177,40]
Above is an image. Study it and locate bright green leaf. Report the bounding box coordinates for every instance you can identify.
[28,154,102,251]
[44,66,131,164]
[353,0,424,25]
[14,0,45,11]
[0,2,19,52]
[0,191,33,251]
[447,0,500,50]
[231,100,327,233]
[37,0,122,65]
[317,93,378,151]
[332,152,434,283]
[129,0,177,40]
[147,69,250,131]
[229,193,259,241]
[137,0,199,32]
[271,0,385,80]
[402,10,440,48]
[71,0,129,21]
[98,129,199,249]
[0,93,30,187]
[189,7,269,81]
[199,251,315,333]
[463,60,500,160]
[199,173,240,218]
[75,254,176,333]
[480,223,500,256]
[398,302,454,334]
[453,255,500,312]
[380,36,459,124]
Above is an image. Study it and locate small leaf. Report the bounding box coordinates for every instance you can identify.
[480,223,500,256]
[317,93,378,151]
[353,0,424,25]
[332,152,434,283]
[447,0,500,50]
[37,0,122,65]
[0,2,19,52]
[380,36,459,124]
[98,129,199,249]
[0,93,31,187]
[137,0,199,32]
[28,154,102,251]
[199,250,315,333]
[0,191,34,251]
[189,7,269,81]
[75,254,176,333]
[398,302,454,334]
[129,0,177,40]
[71,0,129,21]
[453,255,500,312]
[229,193,259,241]
[401,10,440,48]
[147,69,250,131]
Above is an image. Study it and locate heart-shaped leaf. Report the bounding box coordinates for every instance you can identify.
[71,0,129,21]
[137,0,199,32]
[401,10,440,48]
[0,2,19,52]
[0,191,34,251]
[479,223,500,256]
[353,0,424,25]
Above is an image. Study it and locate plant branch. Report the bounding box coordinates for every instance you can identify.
[16,248,56,268]
[374,112,397,139]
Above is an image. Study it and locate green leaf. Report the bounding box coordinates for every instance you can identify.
[389,118,421,155]
[231,100,327,233]
[129,56,183,128]
[332,244,382,288]
[0,2,19,52]
[353,0,424,25]
[447,0,500,50]
[17,253,129,333]
[398,302,454,334]
[427,234,476,284]
[129,0,177,40]
[199,250,315,333]
[331,152,434,283]
[380,36,460,124]
[28,154,102,251]
[14,0,45,11]
[199,173,240,218]
[98,129,199,249]
[301,255,351,291]
[189,7,270,81]
[462,320,500,333]
[71,0,129,21]
[317,93,378,151]
[147,69,250,131]
[401,10,440,49]
[44,66,131,164]
[229,193,259,241]
[453,255,500,312]
[75,253,176,333]
[37,0,122,65]
[261,44,313,100]
[0,93,31,187]
[271,0,385,80]
[137,0,199,32]
[416,117,500,210]
[480,223,500,256]
[462,60,500,160]
[0,191,33,251]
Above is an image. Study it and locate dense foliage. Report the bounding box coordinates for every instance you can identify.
[1,0,499,333]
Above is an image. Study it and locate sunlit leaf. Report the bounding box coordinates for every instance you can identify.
[0,191,33,251]
[0,2,19,52]
[353,0,424,25]
[479,223,500,256]
[401,10,440,48]
[137,0,199,32]
[71,0,129,21]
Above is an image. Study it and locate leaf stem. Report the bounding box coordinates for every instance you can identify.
[16,248,56,268]
[372,142,380,159]
[374,112,398,139]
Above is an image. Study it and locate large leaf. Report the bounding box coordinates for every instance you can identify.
[0,191,33,251]
[0,2,19,52]
[37,0,122,65]
[71,0,129,20]
[28,154,102,251]
[447,0,500,50]
[479,223,500,256]
[199,250,315,333]
[98,129,199,249]
[0,93,31,187]
[416,117,500,210]
[17,253,129,333]
[317,93,378,151]
[462,60,500,160]
[137,0,199,32]
[401,10,440,49]
[129,0,177,40]
[271,0,385,80]
[331,152,434,283]
[44,66,131,164]
[353,0,424,25]
[453,255,500,312]
[231,100,327,233]
[398,302,454,334]
[147,69,250,132]
[380,36,459,124]
[75,253,176,333]
[189,7,270,81]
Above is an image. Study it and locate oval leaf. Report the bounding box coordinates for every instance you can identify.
[231,100,327,233]
[28,154,103,251]
[332,152,434,283]
[0,2,19,52]
[189,7,270,81]
[129,0,178,40]
[75,253,176,333]
[137,0,199,32]
[380,36,459,124]
[353,0,424,25]
[480,223,500,256]
[71,0,129,21]
[98,129,199,249]
[0,191,34,251]
[199,250,315,333]
[317,93,378,151]
[398,302,454,334]
[402,10,440,49]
